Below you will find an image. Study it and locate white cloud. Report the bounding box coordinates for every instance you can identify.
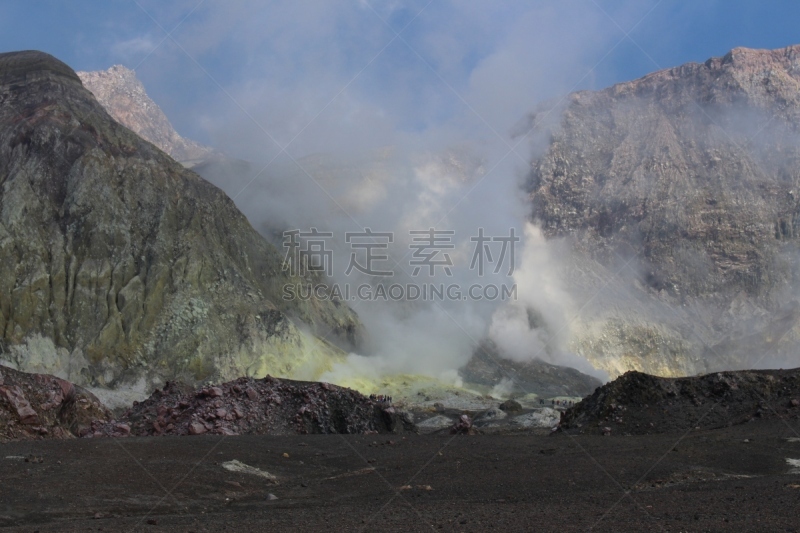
[111,34,158,60]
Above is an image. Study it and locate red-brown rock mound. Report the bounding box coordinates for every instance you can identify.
[0,365,110,441]
[88,376,415,437]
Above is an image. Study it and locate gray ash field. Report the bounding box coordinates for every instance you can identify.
[1,421,799,531]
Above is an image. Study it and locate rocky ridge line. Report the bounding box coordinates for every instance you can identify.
[77,64,216,163]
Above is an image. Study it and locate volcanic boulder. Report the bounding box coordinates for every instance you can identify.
[0,365,111,442]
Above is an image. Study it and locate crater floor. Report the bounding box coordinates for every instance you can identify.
[1,420,799,531]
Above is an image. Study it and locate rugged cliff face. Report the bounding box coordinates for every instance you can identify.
[0,51,361,404]
[76,65,215,164]
[527,45,800,377]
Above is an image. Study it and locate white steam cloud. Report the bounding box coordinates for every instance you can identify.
[109,0,664,386]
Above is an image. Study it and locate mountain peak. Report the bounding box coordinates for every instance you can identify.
[77,64,216,163]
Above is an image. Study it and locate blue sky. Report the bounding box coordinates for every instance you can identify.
[1,1,799,158]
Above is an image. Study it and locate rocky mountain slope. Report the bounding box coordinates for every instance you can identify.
[0,51,361,405]
[527,44,800,377]
[77,65,215,164]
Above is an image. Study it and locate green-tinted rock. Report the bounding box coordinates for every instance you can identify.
[0,51,361,401]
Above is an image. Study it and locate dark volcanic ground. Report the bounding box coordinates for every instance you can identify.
[1,420,800,532]
[561,369,800,436]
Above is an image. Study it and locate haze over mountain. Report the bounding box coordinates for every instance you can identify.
[66,44,800,393]
[75,60,604,398]
[0,50,360,407]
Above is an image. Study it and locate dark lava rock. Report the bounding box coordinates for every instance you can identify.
[450,414,475,435]
[498,400,522,413]
[461,340,601,397]
[560,368,800,435]
[90,376,416,437]
[0,365,111,442]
